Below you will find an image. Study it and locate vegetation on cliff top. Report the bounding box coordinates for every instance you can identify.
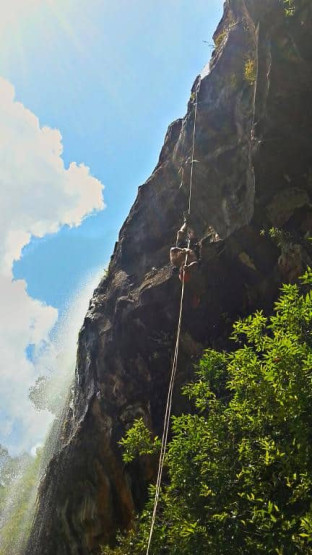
[103,269,312,554]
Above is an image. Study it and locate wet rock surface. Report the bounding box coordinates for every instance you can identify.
[27,1,312,553]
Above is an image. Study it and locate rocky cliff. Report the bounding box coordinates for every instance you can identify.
[27,0,312,553]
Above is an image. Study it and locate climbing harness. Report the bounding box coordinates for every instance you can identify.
[146,82,200,555]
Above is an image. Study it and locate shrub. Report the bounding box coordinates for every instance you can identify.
[214,30,227,49]
[282,0,296,16]
[244,58,256,84]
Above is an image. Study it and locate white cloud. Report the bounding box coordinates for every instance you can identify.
[0,77,105,454]
[0,276,57,454]
[0,78,105,274]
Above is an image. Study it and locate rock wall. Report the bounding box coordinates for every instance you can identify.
[27,1,312,553]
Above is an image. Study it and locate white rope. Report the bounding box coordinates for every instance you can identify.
[188,93,199,216]
[146,270,186,554]
[146,83,200,555]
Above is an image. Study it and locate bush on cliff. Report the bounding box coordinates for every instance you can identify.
[103,269,312,554]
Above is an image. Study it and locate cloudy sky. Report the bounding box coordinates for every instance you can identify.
[0,0,223,455]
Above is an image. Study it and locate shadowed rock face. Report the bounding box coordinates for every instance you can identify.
[27,1,312,553]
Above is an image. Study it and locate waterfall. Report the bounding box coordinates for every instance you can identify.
[0,268,103,554]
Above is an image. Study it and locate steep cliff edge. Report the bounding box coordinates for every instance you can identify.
[27,1,312,553]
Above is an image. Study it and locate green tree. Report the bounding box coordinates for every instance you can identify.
[107,269,312,554]
[0,449,42,555]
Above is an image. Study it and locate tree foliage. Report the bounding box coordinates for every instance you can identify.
[119,418,161,463]
[104,270,312,554]
[0,448,42,555]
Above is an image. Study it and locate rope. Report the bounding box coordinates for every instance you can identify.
[146,83,200,555]
[188,92,199,216]
[146,270,187,555]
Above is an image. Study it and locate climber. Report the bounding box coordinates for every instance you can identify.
[178,263,199,295]
[170,215,201,282]
[170,246,198,269]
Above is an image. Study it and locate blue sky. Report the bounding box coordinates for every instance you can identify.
[0,0,223,454]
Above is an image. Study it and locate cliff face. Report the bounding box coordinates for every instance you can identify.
[27,1,312,553]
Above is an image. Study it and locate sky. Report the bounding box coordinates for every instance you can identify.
[0,0,223,455]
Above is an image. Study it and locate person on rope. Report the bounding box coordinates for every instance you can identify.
[170,214,201,283]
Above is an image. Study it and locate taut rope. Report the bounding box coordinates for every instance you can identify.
[146,81,200,554]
